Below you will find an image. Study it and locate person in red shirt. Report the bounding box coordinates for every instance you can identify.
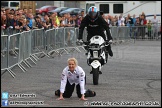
[140,14,147,39]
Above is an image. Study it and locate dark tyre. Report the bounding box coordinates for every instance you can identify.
[92,67,99,85]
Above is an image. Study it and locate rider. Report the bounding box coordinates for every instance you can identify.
[77,6,113,57]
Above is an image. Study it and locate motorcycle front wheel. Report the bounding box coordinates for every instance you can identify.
[92,67,99,85]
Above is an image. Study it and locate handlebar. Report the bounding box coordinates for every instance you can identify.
[83,41,110,46]
[76,40,112,46]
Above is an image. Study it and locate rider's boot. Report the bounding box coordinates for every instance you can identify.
[99,71,102,74]
[85,51,88,55]
[107,45,113,57]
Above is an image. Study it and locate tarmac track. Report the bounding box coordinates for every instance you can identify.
[1,40,161,107]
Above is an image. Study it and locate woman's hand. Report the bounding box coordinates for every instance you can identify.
[57,96,64,100]
[56,93,64,100]
[80,95,88,101]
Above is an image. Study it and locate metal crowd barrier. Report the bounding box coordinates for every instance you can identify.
[31,28,49,58]
[20,31,37,71]
[1,34,16,78]
[64,27,81,53]
[1,25,161,78]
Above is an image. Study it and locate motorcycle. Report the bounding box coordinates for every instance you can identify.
[77,35,110,85]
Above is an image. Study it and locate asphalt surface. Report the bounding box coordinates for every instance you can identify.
[1,40,161,107]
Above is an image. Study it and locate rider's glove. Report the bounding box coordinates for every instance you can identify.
[77,39,83,43]
[76,39,83,45]
[108,40,113,44]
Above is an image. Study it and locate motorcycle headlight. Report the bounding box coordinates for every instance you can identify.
[93,51,98,58]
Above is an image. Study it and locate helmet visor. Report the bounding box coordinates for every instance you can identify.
[89,11,97,19]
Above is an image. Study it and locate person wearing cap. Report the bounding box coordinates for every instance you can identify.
[55,57,96,100]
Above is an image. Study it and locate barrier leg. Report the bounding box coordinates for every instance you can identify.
[29,57,37,65]
[23,60,32,68]
[7,69,16,78]
[18,64,26,72]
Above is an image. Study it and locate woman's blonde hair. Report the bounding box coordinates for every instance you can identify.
[67,57,78,66]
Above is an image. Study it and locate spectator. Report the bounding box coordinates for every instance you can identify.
[57,16,62,26]
[1,6,5,13]
[110,16,116,26]
[132,14,137,38]
[60,16,66,27]
[77,16,82,27]
[1,13,7,35]
[52,16,60,28]
[125,14,133,38]
[6,13,16,33]
[21,18,30,31]
[1,14,7,29]
[141,12,146,20]
[140,14,147,39]
[10,14,19,31]
[5,8,10,16]
[120,14,125,25]
[80,10,85,19]
[147,20,152,39]
[117,15,125,26]
[15,10,19,15]
[128,14,133,24]
[18,9,23,18]
[16,13,21,21]
[132,14,136,26]
[52,15,60,28]
[28,8,33,14]
[43,14,53,29]
[18,17,24,32]
[51,12,60,27]
[125,14,133,26]
[135,17,141,38]
[107,14,112,26]
[70,15,76,27]
[151,14,159,39]
[10,9,15,14]
[26,13,33,29]
[23,8,28,18]
[124,17,130,26]
[139,14,142,22]
[35,15,43,29]
[5,8,12,28]
[1,10,4,17]
[62,13,69,27]
[31,14,37,29]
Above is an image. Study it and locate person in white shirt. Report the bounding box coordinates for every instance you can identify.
[55,58,96,100]
[151,14,159,39]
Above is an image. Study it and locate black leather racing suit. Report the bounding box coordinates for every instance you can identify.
[78,14,113,56]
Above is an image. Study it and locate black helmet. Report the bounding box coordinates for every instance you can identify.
[88,6,98,22]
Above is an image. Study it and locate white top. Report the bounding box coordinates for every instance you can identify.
[60,66,86,94]
[151,18,158,28]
